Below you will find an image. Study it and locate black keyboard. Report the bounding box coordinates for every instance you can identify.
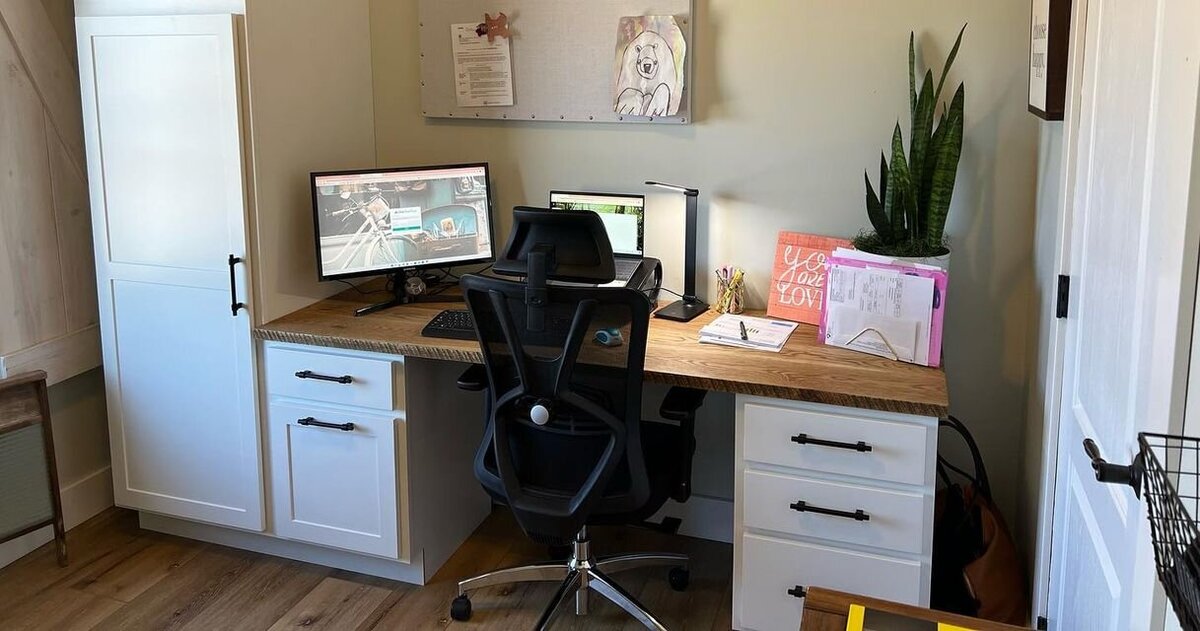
[422,309,476,340]
[614,259,641,281]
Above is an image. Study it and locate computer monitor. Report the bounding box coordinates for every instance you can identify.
[548,191,644,257]
[311,163,496,281]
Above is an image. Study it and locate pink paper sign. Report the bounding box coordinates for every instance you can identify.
[767,232,852,325]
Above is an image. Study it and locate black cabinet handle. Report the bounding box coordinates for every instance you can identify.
[228,255,246,316]
[294,370,353,385]
[787,585,807,599]
[790,500,870,521]
[297,417,355,432]
[790,433,872,452]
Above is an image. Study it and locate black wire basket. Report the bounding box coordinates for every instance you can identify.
[1140,432,1200,630]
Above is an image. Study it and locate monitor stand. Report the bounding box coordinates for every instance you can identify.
[354,272,461,318]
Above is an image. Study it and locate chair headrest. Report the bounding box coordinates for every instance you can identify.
[493,207,616,284]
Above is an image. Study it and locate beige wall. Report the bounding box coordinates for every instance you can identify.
[371,1,1039,520]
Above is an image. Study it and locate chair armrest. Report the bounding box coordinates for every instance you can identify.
[457,364,488,391]
[660,387,707,421]
[660,387,706,503]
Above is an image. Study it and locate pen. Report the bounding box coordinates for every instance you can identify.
[739,320,749,341]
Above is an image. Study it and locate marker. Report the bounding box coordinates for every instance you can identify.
[739,320,749,341]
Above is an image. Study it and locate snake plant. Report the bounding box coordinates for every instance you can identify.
[856,26,966,258]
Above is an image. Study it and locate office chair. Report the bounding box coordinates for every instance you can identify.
[450,208,706,630]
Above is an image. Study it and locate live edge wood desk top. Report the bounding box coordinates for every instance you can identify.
[254,290,949,418]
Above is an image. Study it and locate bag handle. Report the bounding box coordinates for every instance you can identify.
[937,415,992,500]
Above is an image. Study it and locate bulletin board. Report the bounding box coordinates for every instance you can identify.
[418,0,694,125]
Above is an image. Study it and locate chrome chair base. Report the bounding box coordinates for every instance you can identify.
[452,527,689,630]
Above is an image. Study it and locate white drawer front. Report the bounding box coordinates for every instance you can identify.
[738,534,923,631]
[265,345,397,411]
[268,403,401,559]
[742,403,929,486]
[742,470,928,555]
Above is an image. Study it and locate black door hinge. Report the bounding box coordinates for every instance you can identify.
[1037,615,1049,630]
[1056,275,1070,319]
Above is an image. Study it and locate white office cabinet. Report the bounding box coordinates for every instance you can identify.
[77,14,262,530]
[268,402,403,559]
[733,396,938,631]
[76,1,377,531]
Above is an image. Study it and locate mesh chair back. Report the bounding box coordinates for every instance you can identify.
[462,273,651,543]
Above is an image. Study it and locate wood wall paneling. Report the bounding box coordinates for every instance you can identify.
[0,25,68,355]
[45,114,98,331]
[0,1,100,383]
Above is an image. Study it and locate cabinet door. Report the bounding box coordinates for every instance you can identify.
[77,15,262,530]
[268,403,401,559]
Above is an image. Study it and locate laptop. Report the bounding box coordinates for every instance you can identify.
[548,191,646,287]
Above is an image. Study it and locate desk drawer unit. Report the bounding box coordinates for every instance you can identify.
[735,396,937,631]
[742,470,928,555]
[264,345,398,411]
[267,402,403,559]
[738,533,923,631]
[742,402,929,486]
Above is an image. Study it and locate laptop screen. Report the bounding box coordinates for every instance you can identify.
[548,191,645,257]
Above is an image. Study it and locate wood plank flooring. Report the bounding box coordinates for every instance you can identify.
[0,508,734,630]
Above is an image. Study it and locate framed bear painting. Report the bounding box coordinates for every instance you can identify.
[1029,0,1072,120]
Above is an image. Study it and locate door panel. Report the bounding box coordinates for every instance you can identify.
[89,27,246,270]
[78,14,261,530]
[113,280,254,516]
[1048,0,1200,628]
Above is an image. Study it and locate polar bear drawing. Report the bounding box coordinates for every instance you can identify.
[614,30,680,117]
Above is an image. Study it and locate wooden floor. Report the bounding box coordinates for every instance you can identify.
[0,508,734,630]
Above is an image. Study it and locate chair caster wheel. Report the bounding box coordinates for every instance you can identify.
[668,566,690,591]
[450,594,472,621]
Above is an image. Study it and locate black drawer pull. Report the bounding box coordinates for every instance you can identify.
[228,254,246,316]
[297,417,355,432]
[790,500,870,522]
[790,433,872,452]
[787,585,807,599]
[294,370,353,385]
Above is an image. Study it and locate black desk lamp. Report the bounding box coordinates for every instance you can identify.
[646,181,709,322]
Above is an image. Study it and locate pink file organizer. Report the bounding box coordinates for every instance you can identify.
[818,255,948,367]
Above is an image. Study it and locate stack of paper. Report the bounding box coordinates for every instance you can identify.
[699,314,799,352]
[819,248,948,367]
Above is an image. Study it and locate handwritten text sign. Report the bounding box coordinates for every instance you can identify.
[767,232,852,325]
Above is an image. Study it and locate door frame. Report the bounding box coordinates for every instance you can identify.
[1028,0,1087,618]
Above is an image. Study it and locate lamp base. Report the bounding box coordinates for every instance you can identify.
[654,299,709,322]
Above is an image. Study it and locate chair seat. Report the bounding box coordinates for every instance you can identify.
[478,420,685,527]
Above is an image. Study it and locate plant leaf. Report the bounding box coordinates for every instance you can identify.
[909,32,917,132]
[934,24,967,106]
[926,84,965,248]
[921,109,948,219]
[879,152,889,207]
[909,70,935,233]
[865,172,890,241]
[887,124,912,240]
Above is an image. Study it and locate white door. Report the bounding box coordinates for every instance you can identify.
[77,15,263,530]
[1047,0,1200,629]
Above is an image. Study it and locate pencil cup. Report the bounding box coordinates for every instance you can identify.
[715,268,746,314]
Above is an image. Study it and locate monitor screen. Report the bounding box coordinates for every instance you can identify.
[311,163,495,280]
[548,191,644,257]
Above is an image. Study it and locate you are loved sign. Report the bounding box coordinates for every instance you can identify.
[766,232,851,325]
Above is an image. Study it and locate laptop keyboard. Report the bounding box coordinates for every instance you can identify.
[614,259,641,280]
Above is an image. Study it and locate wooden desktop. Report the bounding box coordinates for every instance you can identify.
[255,287,948,417]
